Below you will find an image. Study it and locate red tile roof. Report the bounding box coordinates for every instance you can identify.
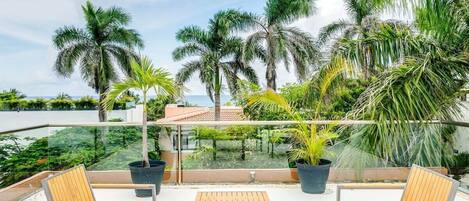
[156,105,246,122]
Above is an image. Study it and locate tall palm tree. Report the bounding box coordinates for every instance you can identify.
[173,10,258,121]
[241,0,320,90]
[52,1,143,122]
[103,57,178,167]
[318,0,394,78]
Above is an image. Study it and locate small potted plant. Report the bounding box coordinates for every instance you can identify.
[103,56,179,197]
[248,58,348,193]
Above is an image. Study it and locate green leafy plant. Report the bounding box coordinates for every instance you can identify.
[26,99,48,111]
[147,95,176,121]
[74,96,97,110]
[103,56,179,167]
[0,89,26,101]
[247,57,350,165]
[49,100,74,110]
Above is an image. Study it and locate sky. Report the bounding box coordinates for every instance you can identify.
[0,0,351,97]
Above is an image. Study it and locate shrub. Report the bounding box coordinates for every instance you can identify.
[49,99,74,110]
[0,100,28,111]
[147,95,176,121]
[74,96,97,110]
[25,99,48,110]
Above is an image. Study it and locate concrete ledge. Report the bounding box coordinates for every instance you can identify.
[0,167,448,201]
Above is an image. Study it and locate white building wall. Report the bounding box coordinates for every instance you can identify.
[0,110,127,132]
[454,102,469,153]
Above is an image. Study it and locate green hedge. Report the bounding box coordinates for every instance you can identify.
[0,98,131,111]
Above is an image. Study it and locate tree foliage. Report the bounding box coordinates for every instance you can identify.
[240,0,320,90]
[52,1,143,121]
[173,9,258,120]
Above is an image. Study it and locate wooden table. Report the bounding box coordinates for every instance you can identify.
[195,191,270,201]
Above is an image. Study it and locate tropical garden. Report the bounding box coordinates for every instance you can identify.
[0,0,468,192]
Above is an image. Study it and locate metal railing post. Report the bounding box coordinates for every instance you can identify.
[176,125,182,185]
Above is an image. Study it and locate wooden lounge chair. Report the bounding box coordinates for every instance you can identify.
[195,191,270,201]
[337,164,460,201]
[41,165,157,201]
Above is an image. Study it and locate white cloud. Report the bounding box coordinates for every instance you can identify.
[0,0,82,45]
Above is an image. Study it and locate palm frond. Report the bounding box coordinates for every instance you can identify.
[175,61,201,84]
[175,26,209,45]
[172,43,206,61]
[265,0,316,25]
[53,26,90,49]
[317,20,351,47]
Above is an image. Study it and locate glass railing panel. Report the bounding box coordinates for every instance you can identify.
[444,123,469,192]
[0,127,51,200]
[0,121,467,199]
[0,124,178,200]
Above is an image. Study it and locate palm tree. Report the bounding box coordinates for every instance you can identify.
[247,57,350,165]
[103,56,178,167]
[173,10,258,121]
[241,0,320,90]
[336,0,469,167]
[52,1,143,122]
[318,0,395,78]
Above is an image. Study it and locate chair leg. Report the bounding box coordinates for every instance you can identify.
[336,186,341,201]
[152,186,157,201]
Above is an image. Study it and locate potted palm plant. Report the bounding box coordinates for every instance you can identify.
[247,57,349,194]
[103,56,179,197]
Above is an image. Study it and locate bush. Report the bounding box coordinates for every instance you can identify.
[74,96,97,110]
[0,100,28,111]
[147,95,176,121]
[49,99,74,110]
[112,101,127,110]
[25,99,48,110]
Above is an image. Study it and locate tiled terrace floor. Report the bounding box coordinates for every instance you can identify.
[24,184,469,201]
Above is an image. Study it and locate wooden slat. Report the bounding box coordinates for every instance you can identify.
[401,166,459,201]
[43,166,94,201]
[196,191,269,201]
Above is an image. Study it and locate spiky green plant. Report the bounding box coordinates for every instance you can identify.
[173,10,258,120]
[318,0,403,78]
[52,1,143,121]
[247,57,350,165]
[337,0,469,168]
[103,56,178,167]
[239,0,320,90]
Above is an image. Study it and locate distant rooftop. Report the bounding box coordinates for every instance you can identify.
[156,104,245,123]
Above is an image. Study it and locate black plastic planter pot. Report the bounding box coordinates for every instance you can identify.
[128,160,166,197]
[296,159,332,194]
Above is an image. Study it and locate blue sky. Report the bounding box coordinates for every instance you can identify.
[0,0,350,97]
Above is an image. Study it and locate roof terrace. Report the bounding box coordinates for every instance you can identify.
[0,121,467,201]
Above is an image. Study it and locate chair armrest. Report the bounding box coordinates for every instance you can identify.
[336,183,405,201]
[91,184,157,201]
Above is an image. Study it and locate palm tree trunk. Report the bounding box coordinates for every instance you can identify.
[214,90,221,121]
[363,46,370,80]
[98,91,108,122]
[214,65,221,121]
[142,91,150,167]
[266,37,277,90]
[98,47,108,122]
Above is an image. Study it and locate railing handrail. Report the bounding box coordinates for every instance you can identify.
[1,119,464,135]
